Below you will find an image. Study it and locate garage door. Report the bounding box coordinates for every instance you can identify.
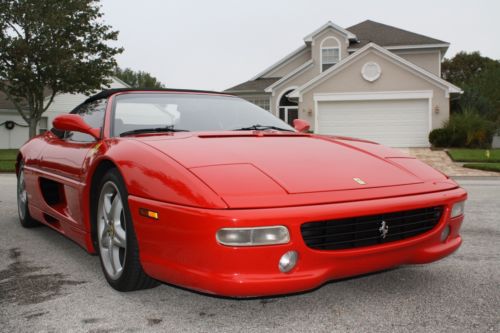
[317,99,430,147]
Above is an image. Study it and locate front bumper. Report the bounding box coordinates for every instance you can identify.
[129,187,466,297]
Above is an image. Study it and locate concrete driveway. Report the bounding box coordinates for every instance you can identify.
[0,174,499,332]
[403,148,500,177]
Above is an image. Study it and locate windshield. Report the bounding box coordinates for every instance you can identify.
[112,93,295,136]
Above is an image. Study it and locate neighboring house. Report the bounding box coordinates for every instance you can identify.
[226,20,462,147]
[0,77,129,149]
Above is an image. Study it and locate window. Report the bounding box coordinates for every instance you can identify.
[65,99,107,142]
[112,93,293,136]
[244,97,270,111]
[321,48,340,72]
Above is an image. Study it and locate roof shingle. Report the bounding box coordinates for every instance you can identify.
[347,20,448,48]
[225,77,280,93]
[226,20,449,92]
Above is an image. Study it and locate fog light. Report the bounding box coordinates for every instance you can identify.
[279,251,298,273]
[441,225,450,242]
[451,201,465,218]
[216,226,290,246]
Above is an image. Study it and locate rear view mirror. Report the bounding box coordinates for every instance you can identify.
[293,119,310,133]
[53,114,101,140]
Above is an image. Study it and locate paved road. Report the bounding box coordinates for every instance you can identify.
[0,174,499,332]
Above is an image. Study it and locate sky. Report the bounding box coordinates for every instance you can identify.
[100,0,500,91]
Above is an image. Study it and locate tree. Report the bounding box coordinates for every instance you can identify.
[0,0,123,138]
[114,67,165,89]
[442,52,500,124]
[442,51,497,85]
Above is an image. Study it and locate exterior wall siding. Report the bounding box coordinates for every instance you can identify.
[263,49,312,78]
[394,50,441,76]
[298,51,450,133]
[0,111,30,149]
[240,94,272,111]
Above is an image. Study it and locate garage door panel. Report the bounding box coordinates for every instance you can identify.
[317,99,429,147]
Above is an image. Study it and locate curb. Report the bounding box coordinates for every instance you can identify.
[451,176,500,181]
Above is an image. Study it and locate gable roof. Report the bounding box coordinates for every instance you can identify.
[288,42,461,99]
[0,88,52,110]
[228,20,452,92]
[264,60,313,92]
[303,21,357,42]
[0,90,20,110]
[111,76,131,88]
[249,45,308,81]
[0,76,130,111]
[347,20,448,49]
[84,88,231,104]
[225,77,280,94]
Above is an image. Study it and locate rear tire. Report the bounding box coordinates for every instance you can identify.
[96,168,159,291]
[17,162,40,228]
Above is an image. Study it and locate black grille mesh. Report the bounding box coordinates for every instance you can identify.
[301,206,443,250]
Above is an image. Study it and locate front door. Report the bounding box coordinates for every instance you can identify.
[278,89,299,126]
[279,107,299,126]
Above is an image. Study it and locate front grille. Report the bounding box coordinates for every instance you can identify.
[301,206,443,250]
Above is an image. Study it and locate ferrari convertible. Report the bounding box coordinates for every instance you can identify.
[16,88,467,297]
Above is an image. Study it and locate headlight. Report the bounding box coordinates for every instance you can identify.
[450,201,465,218]
[216,226,290,246]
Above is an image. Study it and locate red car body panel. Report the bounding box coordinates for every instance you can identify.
[17,90,467,297]
[130,189,465,296]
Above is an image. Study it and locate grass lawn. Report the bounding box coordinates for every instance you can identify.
[0,149,18,172]
[463,163,500,173]
[448,149,500,163]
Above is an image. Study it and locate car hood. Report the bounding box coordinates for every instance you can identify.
[136,132,457,208]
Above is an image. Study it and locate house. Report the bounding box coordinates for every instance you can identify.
[225,20,462,147]
[0,77,129,149]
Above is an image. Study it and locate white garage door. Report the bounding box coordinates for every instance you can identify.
[317,99,430,147]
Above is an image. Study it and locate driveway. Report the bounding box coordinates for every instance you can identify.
[0,174,499,332]
[403,148,499,177]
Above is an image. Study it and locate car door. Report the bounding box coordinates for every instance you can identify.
[40,99,107,179]
[38,99,107,226]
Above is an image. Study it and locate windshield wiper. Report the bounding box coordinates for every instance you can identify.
[231,124,295,132]
[119,125,189,137]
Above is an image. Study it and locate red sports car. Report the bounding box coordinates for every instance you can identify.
[17,89,467,297]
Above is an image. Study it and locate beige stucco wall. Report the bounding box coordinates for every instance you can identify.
[263,48,312,78]
[270,66,317,116]
[269,28,352,116]
[394,50,441,76]
[298,50,450,132]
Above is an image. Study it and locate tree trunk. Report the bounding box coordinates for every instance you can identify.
[28,118,38,139]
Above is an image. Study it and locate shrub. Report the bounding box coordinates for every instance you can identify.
[430,110,495,148]
[429,128,452,147]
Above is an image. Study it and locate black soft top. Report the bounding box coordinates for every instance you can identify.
[83,88,232,104]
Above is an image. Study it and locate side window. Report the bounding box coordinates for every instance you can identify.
[65,99,107,142]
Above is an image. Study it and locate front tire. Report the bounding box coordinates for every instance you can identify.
[96,168,158,291]
[17,162,40,228]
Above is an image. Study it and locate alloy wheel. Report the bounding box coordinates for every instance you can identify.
[97,181,127,280]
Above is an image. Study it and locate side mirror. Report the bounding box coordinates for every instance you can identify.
[52,114,101,140]
[293,119,310,133]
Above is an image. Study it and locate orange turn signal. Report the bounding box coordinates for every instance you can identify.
[139,208,159,220]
